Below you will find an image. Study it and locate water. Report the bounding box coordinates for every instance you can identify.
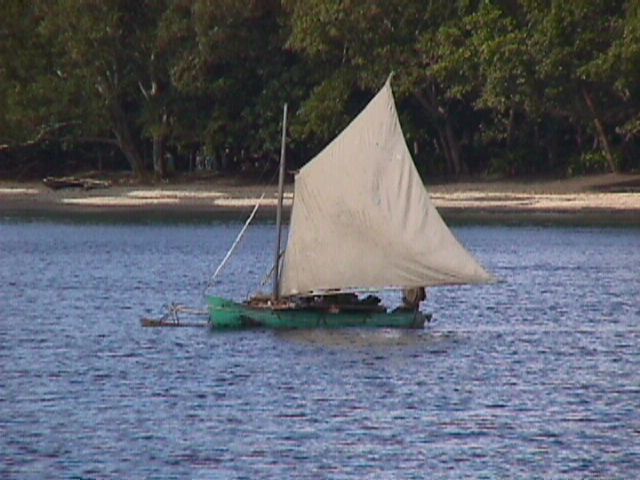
[1,218,639,479]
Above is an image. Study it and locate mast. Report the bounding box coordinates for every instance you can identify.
[272,103,288,300]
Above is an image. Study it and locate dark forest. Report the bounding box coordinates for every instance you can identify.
[2,1,639,180]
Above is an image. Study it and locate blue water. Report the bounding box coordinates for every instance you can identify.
[1,219,639,479]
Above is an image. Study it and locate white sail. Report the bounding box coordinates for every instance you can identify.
[279,79,494,297]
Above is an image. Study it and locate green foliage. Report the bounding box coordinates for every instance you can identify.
[1,0,639,178]
[0,2,77,143]
[488,146,549,177]
[568,151,617,176]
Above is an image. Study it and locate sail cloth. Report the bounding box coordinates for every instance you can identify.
[279,78,494,297]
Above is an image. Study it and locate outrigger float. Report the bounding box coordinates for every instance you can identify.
[143,77,493,330]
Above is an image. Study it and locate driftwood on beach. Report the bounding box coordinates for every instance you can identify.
[43,176,111,191]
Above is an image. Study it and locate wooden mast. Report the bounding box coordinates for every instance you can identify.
[272,103,288,300]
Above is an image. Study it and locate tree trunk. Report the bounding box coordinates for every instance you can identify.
[116,132,145,178]
[436,129,453,174]
[152,134,166,178]
[444,116,465,175]
[507,107,516,148]
[582,87,616,173]
[152,113,169,178]
[110,102,145,178]
[414,89,466,176]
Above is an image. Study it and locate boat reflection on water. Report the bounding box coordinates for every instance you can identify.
[273,327,460,351]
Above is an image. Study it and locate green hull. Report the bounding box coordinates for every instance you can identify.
[208,296,428,330]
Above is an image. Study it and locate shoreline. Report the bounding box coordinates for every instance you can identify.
[1,173,639,225]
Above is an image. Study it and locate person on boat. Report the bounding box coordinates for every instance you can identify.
[401,287,426,311]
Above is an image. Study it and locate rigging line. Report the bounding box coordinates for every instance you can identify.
[245,243,284,300]
[259,246,285,288]
[204,191,266,296]
[203,143,282,300]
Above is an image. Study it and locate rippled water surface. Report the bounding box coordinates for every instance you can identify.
[1,218,639,479]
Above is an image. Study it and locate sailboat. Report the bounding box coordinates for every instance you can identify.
[207,77,494,329]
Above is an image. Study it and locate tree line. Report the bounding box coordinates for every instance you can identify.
[1,0,639,180]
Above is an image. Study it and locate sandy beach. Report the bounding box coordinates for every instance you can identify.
[1,173,639,224]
